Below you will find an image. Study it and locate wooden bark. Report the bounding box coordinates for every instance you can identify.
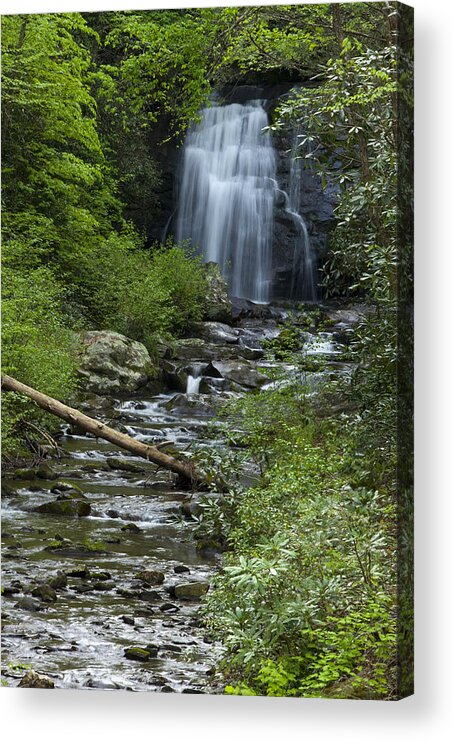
[1,374,203,487]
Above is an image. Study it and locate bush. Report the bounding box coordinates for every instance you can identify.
[77,232,208,349]
[1,263,79,457]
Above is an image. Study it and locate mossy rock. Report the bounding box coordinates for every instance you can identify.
[35,499,91,517]
[136,569,165,586]
[174,581,209,600]
[124,646,158,662]
[31,583,57,603]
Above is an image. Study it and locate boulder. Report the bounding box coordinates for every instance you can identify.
[14,597,42,612]
[174,582,209,600]
[189,321,239,345]
[210,360,270,389]
[124,646,158,662]
[136,569,165,586]
[78,331,156,395]
[162,394,215,416]
[18,670,54,689]
[31,584,57,603]
[231,298,273,322]
[203,262,232,323]
[35,498,91,517]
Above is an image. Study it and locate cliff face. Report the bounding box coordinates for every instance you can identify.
[146,84,337,302]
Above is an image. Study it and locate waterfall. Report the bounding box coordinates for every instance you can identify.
[287,130,317,302]
[176,100,276,303]
[186,375,202,395]
[176,98,317,303]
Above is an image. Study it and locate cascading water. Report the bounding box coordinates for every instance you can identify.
[287,129,317,302]
[176,98,317,303]
[176,100,276,303]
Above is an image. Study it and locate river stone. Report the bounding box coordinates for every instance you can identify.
[78,330,156,395]
[31,584,57,603]
[174,564,191,574]
[106,457,147,473]
[18,670,54,689]
[162,394,214,416]
[124,646,158,662]
[190,321,239,345]
[35,498,91,517]
[136,569,165,585]
[48,572,68,590]
[174,582,209,600]
[15,597,42,612]
[209,360,270,388]
[51,481,84,495]
[121,523,142,533]
[203,262,232,323]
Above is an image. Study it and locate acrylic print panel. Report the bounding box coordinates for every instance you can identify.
[1,1,413,699]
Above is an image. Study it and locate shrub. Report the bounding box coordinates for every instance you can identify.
[1,263,79,457]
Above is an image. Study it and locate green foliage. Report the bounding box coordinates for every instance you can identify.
[1,262,79,456]
[201,365,397,699]
[80,235,208,349]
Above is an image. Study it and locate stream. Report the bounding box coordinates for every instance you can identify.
[1,304,360,691]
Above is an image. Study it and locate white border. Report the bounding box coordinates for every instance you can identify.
[1,1,453,740]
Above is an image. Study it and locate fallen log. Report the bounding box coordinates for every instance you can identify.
[1,374,203,487]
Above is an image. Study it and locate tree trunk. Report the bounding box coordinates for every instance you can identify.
[1,374,204,488]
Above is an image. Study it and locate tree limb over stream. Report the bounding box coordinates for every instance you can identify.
[1,374,204,488]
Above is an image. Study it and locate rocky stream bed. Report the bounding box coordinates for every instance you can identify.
[1,302,362,691]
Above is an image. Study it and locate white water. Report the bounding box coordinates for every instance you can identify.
[176,99,317,303]
[176,100,276,303]
[186,375,202,394]
[288,130,317,301]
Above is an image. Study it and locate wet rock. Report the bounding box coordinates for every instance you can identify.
[91,571,111,581]
[162,393,214,416]
[121,523,142,533]
[174,564,191,574]
[74,583,94,594]
[78,330,157,395]
[136,569,165,586]
[159,602,180,613]
[209,359,269,389]
[167,338,237,363]
[36,464,59,480]
[51,481,84,495]
[182,688,205,694]
[231,298,273,322]
[48,572,68,590]
[15,597,42,612]
[121,615,135,626]
[174,582,209,600]
[203,262,232,323]
[14,464,58,481]
[35,498,91,517]
[124,645,158,662]
[92,581,115,591]
[66,565,90,578]
[18,670,54,689]
[138,590,161,602]
[106,509,120,519]
[83,678,124,690]
[106,457,147,474]
[190,321,239,345]
[31,584,57,603]
[2,584,21,596]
